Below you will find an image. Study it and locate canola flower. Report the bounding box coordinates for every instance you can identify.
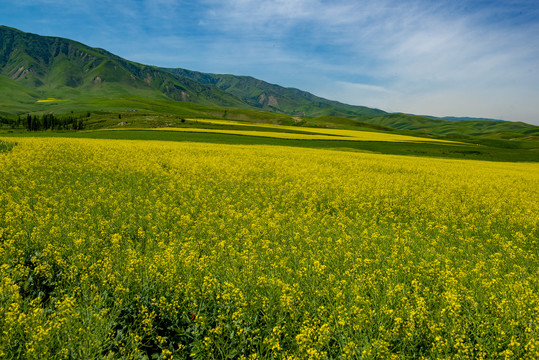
[0,136,538,359]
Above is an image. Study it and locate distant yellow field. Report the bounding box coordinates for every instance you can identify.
[149,118,464,144]
[36,97,68,103]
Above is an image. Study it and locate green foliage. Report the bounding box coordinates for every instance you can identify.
[20,113,85,131]
[0,139,16,152]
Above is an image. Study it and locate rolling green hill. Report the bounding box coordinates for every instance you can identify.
[365,113,539,142]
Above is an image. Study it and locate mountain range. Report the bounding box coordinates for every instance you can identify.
[0,25,382,117]
[1,25,538,139]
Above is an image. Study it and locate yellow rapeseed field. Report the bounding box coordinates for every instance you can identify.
[0,137,538,359]
[146,119,462,144]
[35,98,68,103]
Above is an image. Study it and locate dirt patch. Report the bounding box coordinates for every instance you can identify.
[11,66,31,80]
[181,91,190,101]
[144,73,153,85]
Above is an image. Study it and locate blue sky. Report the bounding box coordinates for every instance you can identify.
[1,0,539,124]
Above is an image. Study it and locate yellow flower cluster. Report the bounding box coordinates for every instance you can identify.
[0,137,537,359]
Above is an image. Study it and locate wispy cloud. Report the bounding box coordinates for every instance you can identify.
[336,81,391,94]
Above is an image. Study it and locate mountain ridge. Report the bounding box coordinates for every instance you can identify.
[161,67,385,118]
[0,25,386,119]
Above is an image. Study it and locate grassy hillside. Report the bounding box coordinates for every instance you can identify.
[0,75,41,115]
[366,113,539,142]
[0,26,247,109]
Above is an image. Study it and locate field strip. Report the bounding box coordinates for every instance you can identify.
[36,98,70,103]
[139,125,464,144]
[187,118,465,144]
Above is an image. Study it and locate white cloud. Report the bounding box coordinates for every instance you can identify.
[335,81,391,94]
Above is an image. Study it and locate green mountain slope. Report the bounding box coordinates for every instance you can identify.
[428,116,504,122]
[162,67,386,118]
[0,25,246,108]
[0,74,41,115]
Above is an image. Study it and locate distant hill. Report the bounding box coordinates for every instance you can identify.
[365,113,539,140]
[422,115,504,122]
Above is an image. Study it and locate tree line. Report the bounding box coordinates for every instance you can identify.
[0,113,88,131]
